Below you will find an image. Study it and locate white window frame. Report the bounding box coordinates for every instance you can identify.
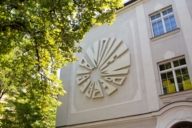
[158,57,190,95]
[150,6,177,37]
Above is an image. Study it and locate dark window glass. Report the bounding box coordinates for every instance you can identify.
[167,71,173,79]
[151,13,161,20]
[178,83,184,91]
[183,75,190,80]
[180,58,186,65]
[163,8,173,16]
[161,73,166,80]
[173,60,179,67]
[177,77,182,83]
[159,64,165,71]
[175,69,181,76]
[181,68,188,75]
[165,62,171,69]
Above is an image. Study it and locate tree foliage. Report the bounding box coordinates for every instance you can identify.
[0,0,122,127]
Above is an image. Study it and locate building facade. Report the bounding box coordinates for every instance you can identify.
[56,0,192,128]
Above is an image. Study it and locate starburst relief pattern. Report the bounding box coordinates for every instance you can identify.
[76,37,131,99]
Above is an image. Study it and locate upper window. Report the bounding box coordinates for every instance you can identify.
[150,6,177,37]
[159,57,192,95]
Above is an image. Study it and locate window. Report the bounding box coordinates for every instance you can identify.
[171,121,192,128]
[159,57,192,95]
[150,6,177,37]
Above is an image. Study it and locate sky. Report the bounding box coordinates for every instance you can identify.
[124,0,130,3]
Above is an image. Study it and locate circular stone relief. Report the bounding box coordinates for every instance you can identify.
[76,37,131,99]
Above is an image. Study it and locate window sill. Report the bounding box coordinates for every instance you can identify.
[150,28,180,41]
[160,89,192,104]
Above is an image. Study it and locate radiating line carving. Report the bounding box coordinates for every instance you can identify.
[77,37,131,99]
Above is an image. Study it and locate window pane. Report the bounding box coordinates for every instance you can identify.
[179,58,186,65]
[170,15,177,28]
[167,71,173,79]
[157,20,164,35]
[164,17,171,31]
[167,8,173,13]
[151,13,161,20]
[181,68,188,75]
[152,22,158,36]
[161,73,166,80]
[159,62,171,71]
[177,76,182,83]
[176,67,192,91]
[178,83,184,91]
[162,80,168,94]
[177,75,184,91]
[162,79,176,94]
[175,69,181,76]
[161,72,176,94]
[183,79,192,90]
[164,15,176,32]
[159,64,165,71]
[162,10,167,16]
[163,7,173,16]
[173,60,179,67]
[165,62,171,69]
[152,20,164,36]
[183,75,190,80]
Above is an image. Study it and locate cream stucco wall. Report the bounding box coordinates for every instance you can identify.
[186,0,192,19]
[56,0,192,127]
